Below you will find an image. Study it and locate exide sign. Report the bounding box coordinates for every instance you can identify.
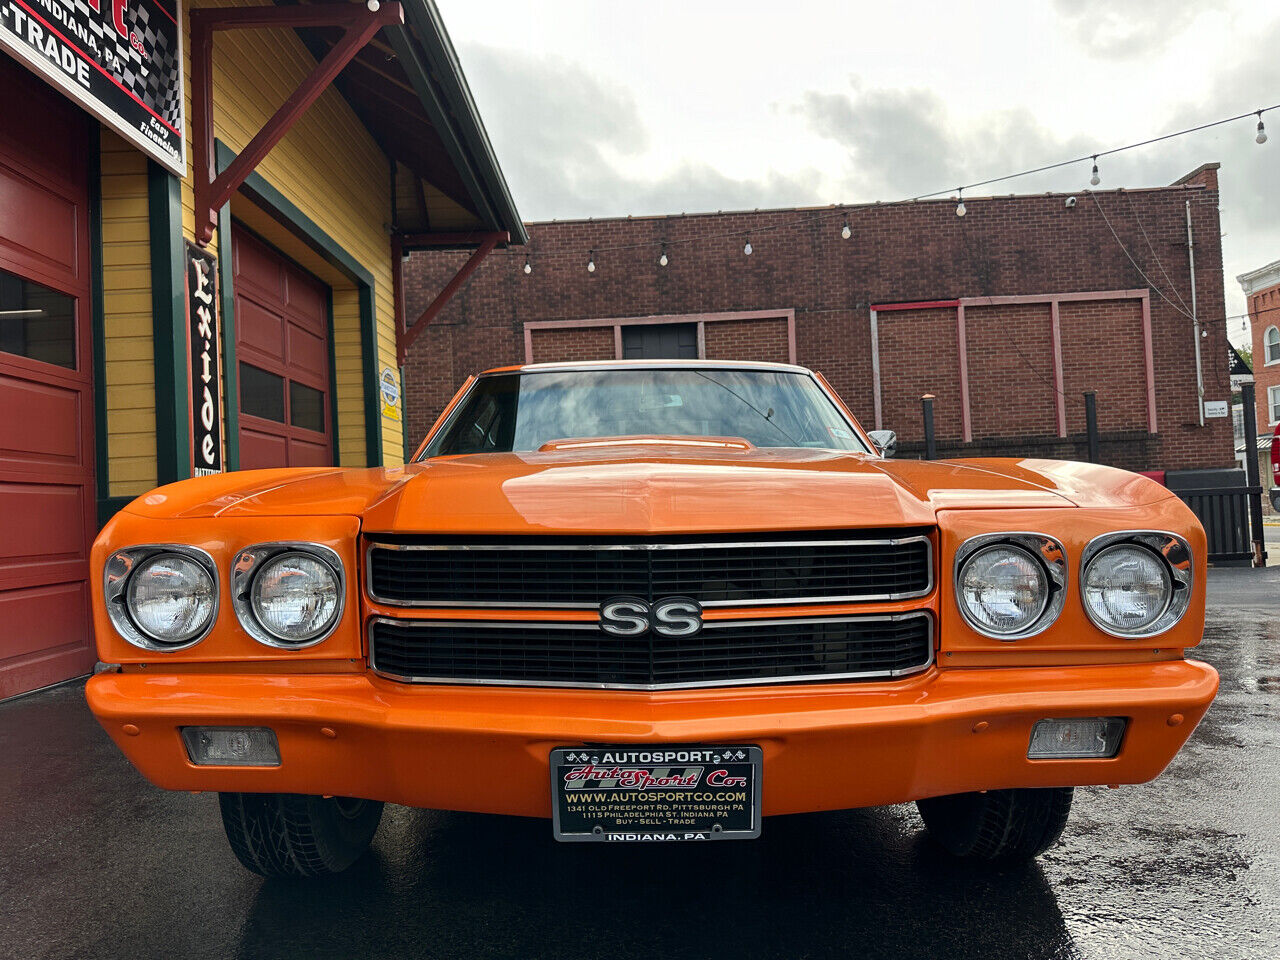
[0,0,185,174]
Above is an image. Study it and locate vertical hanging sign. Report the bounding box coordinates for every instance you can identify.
[185,242,223,475]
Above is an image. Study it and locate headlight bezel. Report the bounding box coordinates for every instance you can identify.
[1080,531,1192,639]
[954,533,1067,641]
[231,542,346,649]
[104,544,219,651]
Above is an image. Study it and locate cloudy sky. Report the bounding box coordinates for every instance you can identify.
[436,0,1279,345]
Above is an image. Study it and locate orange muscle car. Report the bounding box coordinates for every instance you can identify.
[86,361,1218,876]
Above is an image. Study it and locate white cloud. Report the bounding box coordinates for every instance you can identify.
[442,0,1280,343]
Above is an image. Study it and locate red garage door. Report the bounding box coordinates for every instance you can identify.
[232,230,333,469]
[0,59,97,698]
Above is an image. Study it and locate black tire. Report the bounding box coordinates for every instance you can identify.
[218,792,383,878]
[916,787,1073,863]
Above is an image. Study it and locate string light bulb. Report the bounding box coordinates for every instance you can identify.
[658,243,669,267]
[1090,156,1101,186]
[743,238,753,256]
[955,190,966,217]
[1256,112,1268,145]
[841,221,851,240]
[586,251,595,273]
[522,255,531,275]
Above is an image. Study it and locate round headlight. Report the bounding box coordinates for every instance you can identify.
[1082,543,1172,636]
[958,544,1050,637]
[127,553,216,645]
[249,552,341,644]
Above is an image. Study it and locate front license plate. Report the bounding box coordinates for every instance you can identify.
[551,744,762,842]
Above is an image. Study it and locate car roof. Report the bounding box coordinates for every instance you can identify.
[479,359,814,376]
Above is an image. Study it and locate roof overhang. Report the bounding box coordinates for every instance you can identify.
[292,0,526,246]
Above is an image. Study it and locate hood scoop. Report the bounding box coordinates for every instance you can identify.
[538,435,756,453]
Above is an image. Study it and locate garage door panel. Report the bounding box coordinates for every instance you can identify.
[0,582,94,700]
[0,481,87,562]
[0,581,90,661]
[0,56,94,699]
[235,294,285,359]
[0,162,80,282]
[233,227,332,469]
[0,371,82,466]
[288,436,332,467]
[286,322,328,380]
[232,234,285,300]
[239,425,289,471]
[284,270,326,327]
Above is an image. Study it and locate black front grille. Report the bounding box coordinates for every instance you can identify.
[366,532,933,607]
[370,613,933,688]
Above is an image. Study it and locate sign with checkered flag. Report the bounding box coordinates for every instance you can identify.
[1,0,185,174]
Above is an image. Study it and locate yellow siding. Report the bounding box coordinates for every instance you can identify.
[179,0,403,466]
[99,129,157,497]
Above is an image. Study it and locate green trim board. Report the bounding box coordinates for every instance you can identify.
[217,204,240,471]
[147,160,190,486]
[358,283,381,465]
[325,288,341,466]
[214,140,381,466]
[88,129,114,527]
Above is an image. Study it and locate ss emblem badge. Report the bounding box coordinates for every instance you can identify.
[599,596,703,638]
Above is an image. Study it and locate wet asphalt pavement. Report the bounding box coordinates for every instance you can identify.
[1,569,1276,960]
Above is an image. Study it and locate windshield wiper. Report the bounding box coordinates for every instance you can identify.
[692,372,801,446]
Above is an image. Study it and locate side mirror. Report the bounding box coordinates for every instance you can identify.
[867,429,897,458]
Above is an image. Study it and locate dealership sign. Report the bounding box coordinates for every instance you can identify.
[0,0,185,174]
[186,243,222,476]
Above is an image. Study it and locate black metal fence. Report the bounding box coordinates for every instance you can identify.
[1173,486,1262,565]
[912,385,1268,567]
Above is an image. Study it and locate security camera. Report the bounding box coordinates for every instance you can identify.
[1064,196,1077,208]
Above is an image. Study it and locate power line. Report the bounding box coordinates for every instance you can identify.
[1124,190,1190,313]
[536,101,1278,259]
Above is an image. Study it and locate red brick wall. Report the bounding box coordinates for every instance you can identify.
[702,318,790,362]
[1248,283,1280,430]
[402,178,1234,471]
[878,308,963,443]
[965,303,1058,439]
[530,326,614,363]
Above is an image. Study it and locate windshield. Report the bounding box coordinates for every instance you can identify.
[421,368,868,457]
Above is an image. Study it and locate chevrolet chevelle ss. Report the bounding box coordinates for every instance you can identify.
[87,361,1219,876]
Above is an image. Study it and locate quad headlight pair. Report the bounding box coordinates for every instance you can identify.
[955,531,1192,641]
[104,543,345,651]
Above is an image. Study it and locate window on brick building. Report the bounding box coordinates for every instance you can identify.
[1265,325,1280,365]
[1269,385,1280,425]
[622,323,698,359]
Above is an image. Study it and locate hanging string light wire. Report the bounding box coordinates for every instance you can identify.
[561,102,1278,263]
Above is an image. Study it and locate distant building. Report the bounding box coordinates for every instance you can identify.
[403,165,1234,473]
[1237,259,1280,431]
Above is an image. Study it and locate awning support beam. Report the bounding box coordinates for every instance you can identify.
[395,231,506,363]
[190,1,404,246]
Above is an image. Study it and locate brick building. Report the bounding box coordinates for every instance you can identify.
[402,164,1235,472]
[1237,259,1280,431]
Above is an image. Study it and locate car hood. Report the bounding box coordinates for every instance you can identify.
[122,445,1174,534]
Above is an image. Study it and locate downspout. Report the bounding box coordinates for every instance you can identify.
[1186,200,1205,426]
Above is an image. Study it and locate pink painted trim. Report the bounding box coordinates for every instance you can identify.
[1140,294,1158,433]
[957,290,1148,307]
[524,309,797,363]
[524,308,794,330]
[869,309,882,430]
[956,303,972,442]
[871,299,961,312]
[1050,300,1067,437]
